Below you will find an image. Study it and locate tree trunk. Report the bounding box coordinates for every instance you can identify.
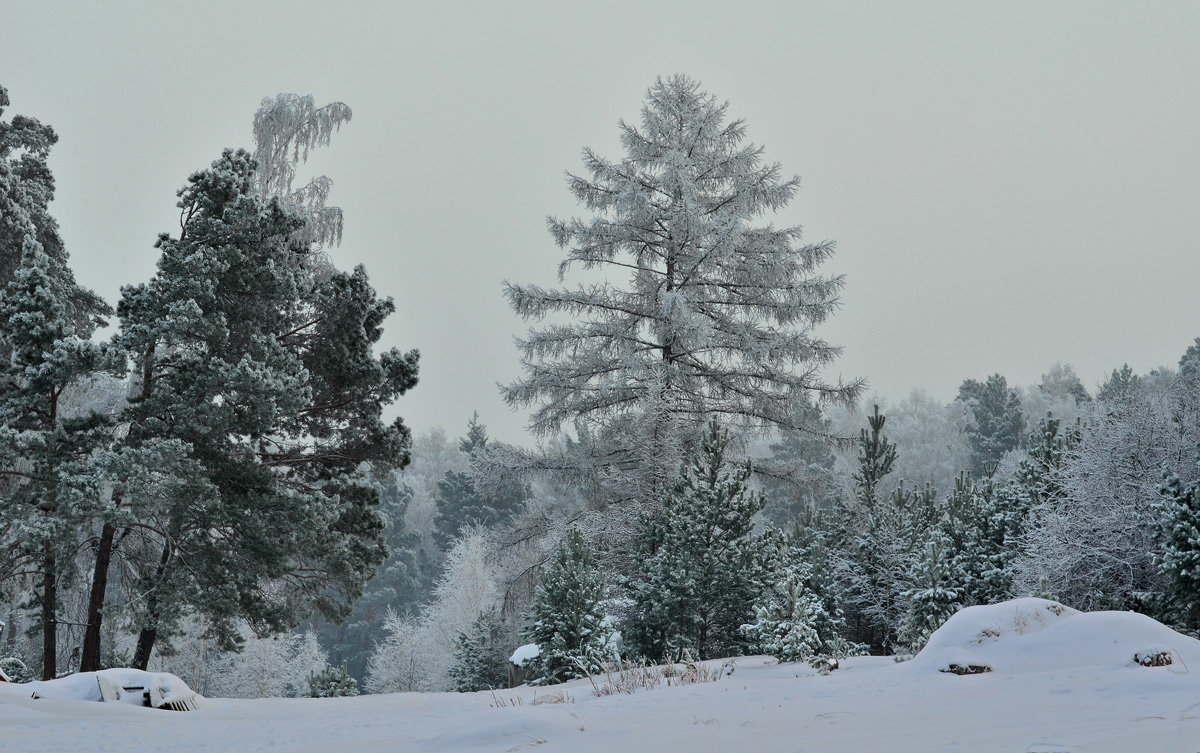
[79,520,117,672]
[41,542,56,680]
[132,538,172,670]
[132,626,157,671]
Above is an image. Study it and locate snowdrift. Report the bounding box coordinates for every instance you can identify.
[909,597,1200,675]
[18,669,200,711]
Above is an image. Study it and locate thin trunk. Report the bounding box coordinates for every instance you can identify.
[132,626,157,672]
[132,538,172,670]
[3,610,16,653]
[41,541,56,680]
[79,520,117,672]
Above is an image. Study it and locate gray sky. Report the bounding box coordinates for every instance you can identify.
[3,1,1198,443]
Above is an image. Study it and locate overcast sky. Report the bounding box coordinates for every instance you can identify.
[3,1,1198,443]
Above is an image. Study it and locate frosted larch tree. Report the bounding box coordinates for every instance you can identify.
[500,74,860,523]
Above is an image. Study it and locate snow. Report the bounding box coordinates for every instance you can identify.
[2,600,1199,752]
[908,598,1200,675]
[16,669,200,711]
[509,643,539,667]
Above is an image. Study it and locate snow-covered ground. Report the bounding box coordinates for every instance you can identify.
[3,600,1199,753]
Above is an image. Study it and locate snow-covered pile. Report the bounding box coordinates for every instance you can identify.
[909,597,1200,675]
[19,669,200,711]
[509,643,540,667]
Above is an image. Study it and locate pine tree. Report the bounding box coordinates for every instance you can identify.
[500,74,861,521]
[307,664,360,697]
[448,611,510,692]
[1,88,112,676]
[625,420,772,661]
[1011,414,1079,516]
[785,517,848,654]
[0,240,112,678]
[901,535,960,650]
[0,84,108,333]
[1096,364,1143,405]
[742,567,824,663]
[957,374,1025,476]
[743,526,846,664]
[853,405,898,510]
[837,406,926,653]
[110,148,418,668]
[523,528,609,685]
[942,473,1014,607]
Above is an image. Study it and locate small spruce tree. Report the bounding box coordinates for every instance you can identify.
[448,611,510,692]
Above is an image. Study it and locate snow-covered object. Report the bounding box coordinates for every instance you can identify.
[0,665,10,682]
[909,598,1200,675]
[509,644,540,668]
[24,669,200,711]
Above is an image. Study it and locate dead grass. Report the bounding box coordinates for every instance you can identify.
[586,652,730,697]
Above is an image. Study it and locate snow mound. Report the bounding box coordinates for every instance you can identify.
[922,598,1080,654]
[509,643,540,667]
[911,598,1200,675]
[23,669,200,710]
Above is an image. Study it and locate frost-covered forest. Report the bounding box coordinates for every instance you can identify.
[2,72,1199,712]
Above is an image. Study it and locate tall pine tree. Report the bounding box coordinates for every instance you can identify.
[110,148,417,667]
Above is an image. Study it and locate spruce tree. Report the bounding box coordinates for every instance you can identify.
[523,528,609,685]
[308,473,433,684]
[626,420,772,661]
[759,402,839,527]
[434,415,525,550]
[448,611,510,692]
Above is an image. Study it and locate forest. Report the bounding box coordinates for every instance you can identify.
[1,75,1198,702]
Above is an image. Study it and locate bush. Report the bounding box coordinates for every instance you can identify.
[0,657,32,683]
[307,665,359,697]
